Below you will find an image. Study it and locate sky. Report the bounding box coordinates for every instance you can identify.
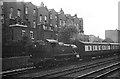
[23,0,119,39]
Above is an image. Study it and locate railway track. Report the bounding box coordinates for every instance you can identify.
[6,56,118,78]
[67,61,120,79]
[42,57,120,79]
[1,56,119,79]
[1,66,35,77]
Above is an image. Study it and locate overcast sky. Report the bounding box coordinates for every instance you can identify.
[23,0,119,39]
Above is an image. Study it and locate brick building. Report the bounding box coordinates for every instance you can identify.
[2,2,38,42]
[2,1,84,42]
[24,2,38,41]
[72,14,84,33]
[49,9,58,31]
[37,2,54,40]
[3,2,25,42]
[58,8,66,29]
[48,9,59,39]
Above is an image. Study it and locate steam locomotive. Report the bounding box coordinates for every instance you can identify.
[29,39,120,68]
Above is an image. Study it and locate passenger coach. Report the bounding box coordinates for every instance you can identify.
[73,41,120,59]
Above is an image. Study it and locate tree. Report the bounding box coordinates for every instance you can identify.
[58,24,79,43]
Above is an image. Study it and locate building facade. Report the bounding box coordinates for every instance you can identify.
[3,2,38,42]
[58,8,66,29]
[3,2,25,42]
[49,9,58,31]
[24,2,38,41]
[105,30,120,43]
[2,1,84,42]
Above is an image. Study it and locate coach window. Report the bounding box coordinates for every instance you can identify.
[106,45,108,50]
[95,46,97,50]
[90,46,92,51]
[85,45,89,51]
[97,46,99,50]
[104,45,106,50]
[88,46,90,50]
[108,46,110,50]
[93,46,95,51]
[113,45,115,49]
[103,46,105,50]
[98,45,100,50]
[113,45,114,49]
[94,45,96,50]
[102,46,104,50]
[111,45,112,49]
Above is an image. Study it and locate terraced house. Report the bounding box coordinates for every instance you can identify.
[2,1,84,43]
[2,2,38,42]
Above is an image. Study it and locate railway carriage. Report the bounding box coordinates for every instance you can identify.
[73,41,120,59]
